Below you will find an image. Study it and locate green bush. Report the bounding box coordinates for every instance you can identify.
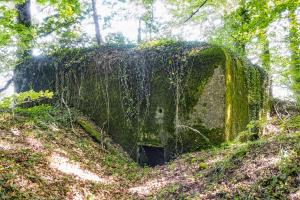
[281,115,300,130]
[236,120,260,142]
[0,90,53,109]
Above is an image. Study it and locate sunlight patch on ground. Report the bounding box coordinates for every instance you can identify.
[263,123,281,135]
[208,185,233,198]
[66,187,92,200]
[229,154,281,189]
[129,178,175,196]
[49,124,60,132]
[206,155,224,165]
[38,173,54,182]
[25,137,43,151]
[10,128,21,136]
[240,154,280,181]
[0,140,15,150]
[289,188,300,200]
[0,113,13,123]
[14,176,38,191]
[49,153,113,184]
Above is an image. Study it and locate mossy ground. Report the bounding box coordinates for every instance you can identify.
[1,105,299,199]
[131,133,300,199]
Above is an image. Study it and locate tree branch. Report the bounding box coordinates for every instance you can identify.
[0,78,13,93]
[184,0,209,23]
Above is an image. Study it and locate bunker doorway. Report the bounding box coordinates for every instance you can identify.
[138,145,165,167]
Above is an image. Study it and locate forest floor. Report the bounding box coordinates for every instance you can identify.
[0,105,299,200]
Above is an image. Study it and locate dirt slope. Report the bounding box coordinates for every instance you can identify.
[1,107,299,199]
[0,109,147,200]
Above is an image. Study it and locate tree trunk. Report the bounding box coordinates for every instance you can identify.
[260,30,271,73]
[16,0,32,58]
[137,18,142,43]
[238,0,247,57]
[149,3,153,40]
[260,29,272,97]
[92,0,103,46]
[288,7,300,104]
[238,42,246,57]
[259,29,272,117]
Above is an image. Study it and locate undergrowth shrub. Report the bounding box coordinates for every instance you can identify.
[236,120,261,142]
[0,90,77,128]
[0,90,53,110]
[254,149,300,198]
[280,115,300,131]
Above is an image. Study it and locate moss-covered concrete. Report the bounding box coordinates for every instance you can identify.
[14,42,267,161]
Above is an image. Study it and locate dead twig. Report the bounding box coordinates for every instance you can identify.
[61,97,75,133]
[177,124,211,143]
[184,0,209,23]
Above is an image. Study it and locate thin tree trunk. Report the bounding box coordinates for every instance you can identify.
[239,42,246,57]
[288,7,300,103]
[92,0,103,46]
[149,3,153,40]
[238,0,247,57]
[137,18,142,43]
[260,33,271,70]
[16,0,32,58]
[259,29,272,117]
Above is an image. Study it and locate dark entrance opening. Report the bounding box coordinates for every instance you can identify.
[138,145,165,167]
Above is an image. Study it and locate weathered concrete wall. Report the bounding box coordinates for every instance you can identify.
[189,66,225,130]
[14,42,267,161]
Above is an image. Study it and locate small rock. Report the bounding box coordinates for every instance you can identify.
[11,128,21,136]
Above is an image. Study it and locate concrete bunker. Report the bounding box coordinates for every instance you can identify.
[14,42,268,165]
